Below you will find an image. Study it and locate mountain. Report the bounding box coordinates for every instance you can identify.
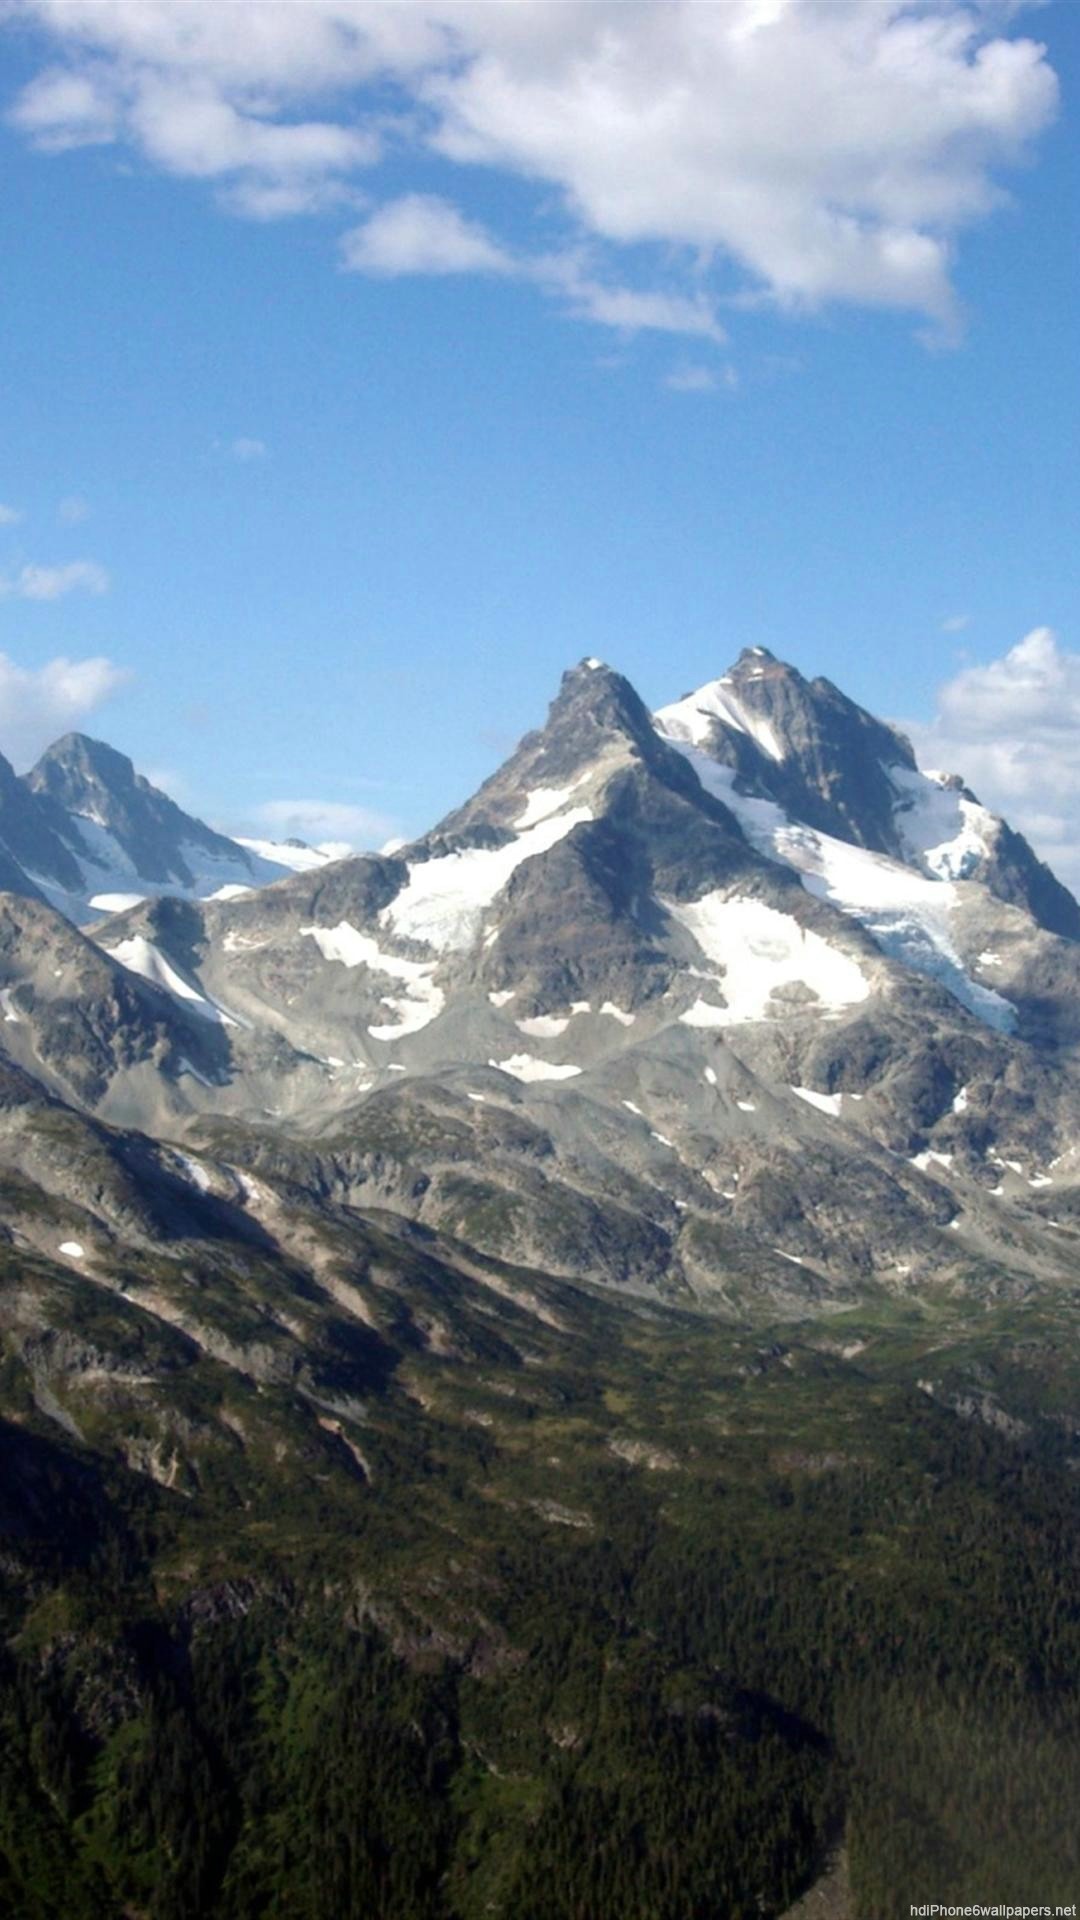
[0,730,334,923]
[0,650,1076,1309]
[2,649,1079,1919]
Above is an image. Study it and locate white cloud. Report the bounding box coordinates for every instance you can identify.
[0,503,22,526]
[4,2,1059,339]
[57,494,90,524]
[908,629,1080,892]
[0,652,131,766]
[664,364,719,394]
[252,796,396,850]
[342,201,725,340]
[0,559,109,600]
[940,611,971,632]
[229,436,268,462]
[342,193,513,277]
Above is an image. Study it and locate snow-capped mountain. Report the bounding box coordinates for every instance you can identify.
[3,649,1080,1315]
[0,731,334,922]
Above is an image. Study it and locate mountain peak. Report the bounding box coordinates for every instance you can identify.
[34,731,138,788]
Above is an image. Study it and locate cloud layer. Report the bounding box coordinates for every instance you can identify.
[910,629,1080,893]
[0,652,130,766]
[252,796,396,852]
[4,1,1059,340]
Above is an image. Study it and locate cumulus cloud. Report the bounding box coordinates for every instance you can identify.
[341,193,514,277]
[252,797,396,851]
[940,612,971,633]
[57,495,90,524]
[908,629,1080,892]
[0,504,22,526]
[229,436,268,462]
[3,1,1059,340]
[341,198,726,339]
[0,652,131,765]
[0,559,109,600]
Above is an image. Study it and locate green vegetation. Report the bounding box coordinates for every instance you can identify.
[2,1264,1079,1918]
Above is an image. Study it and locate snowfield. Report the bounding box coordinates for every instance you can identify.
[666,893,870,1025]
[657,737,1016,1033]
[380,805,593,952]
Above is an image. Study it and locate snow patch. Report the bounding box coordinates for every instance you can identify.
[1,988,20,1024]
[89,891,146,913]
[599,1001,635,1026]
[299,922,445,1040]
[911,1151,954,1172]
[489,1054,582,1083]
[890,767,996,882]
[736,1100,756,1112]
[106,936,242,1026]
[656,678,783,762]
[516,1014,570,1038]
[488,988,515,1007]
[175,1153,212,1193]
[792,1086,842,1117]
[953,1085,970,1113]
[514,777,586,830]
[680,998,729,1028]
[58,1241,85,1259]
[236,836,332,873]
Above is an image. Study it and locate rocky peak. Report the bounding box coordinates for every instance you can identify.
[29,732,141,810]
[435,656,721,843]
[25,731,251,888]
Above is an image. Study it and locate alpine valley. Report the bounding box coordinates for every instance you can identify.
[1,649,1078,1920]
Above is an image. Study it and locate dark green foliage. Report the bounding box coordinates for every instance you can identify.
[2,1291,1079,1918]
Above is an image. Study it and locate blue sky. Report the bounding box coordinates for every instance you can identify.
[1,0,1078,877]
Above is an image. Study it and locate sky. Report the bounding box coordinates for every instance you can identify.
[0,0,1078,880]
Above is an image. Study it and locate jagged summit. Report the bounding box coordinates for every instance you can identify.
[658,650,917,854]
[657,649,1080,941]
[32,730,144,795]
[27,731,248,886]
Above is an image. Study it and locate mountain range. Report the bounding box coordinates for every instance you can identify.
[2,647,1079,1919]
[2,645,1079,1305]
[0,730,331,925]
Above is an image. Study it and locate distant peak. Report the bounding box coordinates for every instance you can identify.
[34,732,137,788]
